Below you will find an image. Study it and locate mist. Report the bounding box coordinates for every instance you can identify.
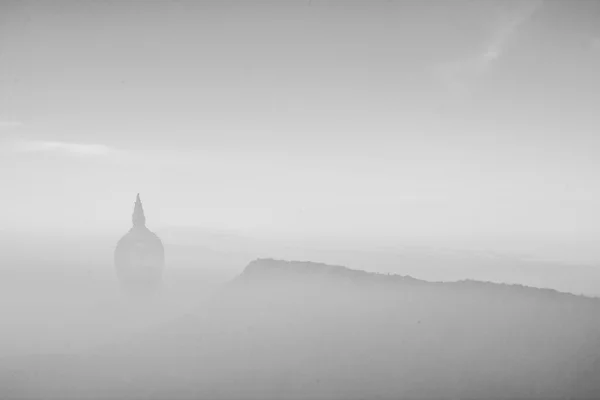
[3,0,600,398]
[2,0,600,263]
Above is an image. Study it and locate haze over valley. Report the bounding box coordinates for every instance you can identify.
[3,1,600,398]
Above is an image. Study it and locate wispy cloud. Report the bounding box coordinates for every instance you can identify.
[435,0,544,99]
[0,119,23,129]
[7,138,214,172]
[12,140,117,157]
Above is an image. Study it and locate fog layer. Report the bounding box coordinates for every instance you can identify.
[3,259,600,399]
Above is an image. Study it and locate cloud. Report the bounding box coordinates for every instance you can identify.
[12,140,117,157]
[434,0,544,99]
[0,120,23,129]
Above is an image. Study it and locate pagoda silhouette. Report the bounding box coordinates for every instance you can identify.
[114,194,165,294]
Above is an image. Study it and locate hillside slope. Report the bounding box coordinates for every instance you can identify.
[2,259,600,399]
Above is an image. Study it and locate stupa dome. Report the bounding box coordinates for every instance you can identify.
[114,194,165,293]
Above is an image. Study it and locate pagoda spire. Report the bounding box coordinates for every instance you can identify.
[132,193,146,228]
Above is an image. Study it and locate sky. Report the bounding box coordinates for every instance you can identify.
[1,0,600,259]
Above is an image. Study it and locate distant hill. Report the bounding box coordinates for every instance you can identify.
[146,226,600,297]
[4,228,600,297]
[2,259,600,399]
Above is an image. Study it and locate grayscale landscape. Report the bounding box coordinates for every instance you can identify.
[2,1,600,399]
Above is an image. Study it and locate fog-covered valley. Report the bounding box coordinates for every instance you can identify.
[2,232,600,399]
[4,0,600,398]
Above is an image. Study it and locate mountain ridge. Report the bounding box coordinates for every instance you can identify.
[236,258,599,302]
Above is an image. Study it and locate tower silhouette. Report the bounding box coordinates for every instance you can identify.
[114,194,165,294]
